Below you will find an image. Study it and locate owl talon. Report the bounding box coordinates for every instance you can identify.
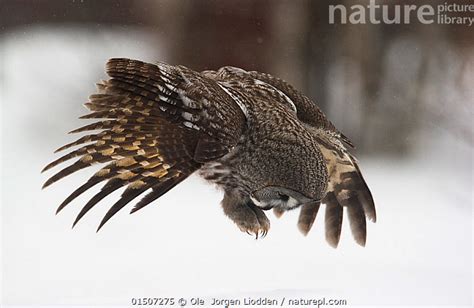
[240,214,270,240]
[222,193,270,239]
[232,209,270,239]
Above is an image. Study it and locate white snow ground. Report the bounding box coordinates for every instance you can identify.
[1,27,472,307]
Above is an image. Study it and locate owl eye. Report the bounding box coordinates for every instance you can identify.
[277,192,289,201]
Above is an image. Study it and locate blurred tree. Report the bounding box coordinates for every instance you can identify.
[2,0,472,155]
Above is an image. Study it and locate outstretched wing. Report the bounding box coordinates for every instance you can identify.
[42,58,246,230]
[298,137,376,247]
[323,151,376,247]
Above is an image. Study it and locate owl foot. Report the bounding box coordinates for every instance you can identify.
[221,193,270,238]
[235,204,270,239]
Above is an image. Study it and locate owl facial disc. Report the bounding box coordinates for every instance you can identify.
[250,186,315,211]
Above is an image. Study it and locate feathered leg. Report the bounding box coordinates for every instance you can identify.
[221,192,270,238]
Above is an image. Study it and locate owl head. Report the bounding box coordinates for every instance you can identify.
[246,134,327,211]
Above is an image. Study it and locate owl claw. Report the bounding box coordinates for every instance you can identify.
[244,217,270,239]
[223,195,270,239]
[238,219,270,239]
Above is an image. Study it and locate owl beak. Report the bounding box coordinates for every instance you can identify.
[249,195,263,206]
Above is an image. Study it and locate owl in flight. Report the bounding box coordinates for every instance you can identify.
[42,58,376,247]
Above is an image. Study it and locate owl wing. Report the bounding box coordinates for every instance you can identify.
[42,58,246,230]
[246,70,354,147]
[246,70,375,247]
[317,146,376,247]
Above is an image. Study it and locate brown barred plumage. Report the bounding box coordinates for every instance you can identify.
[43,58,375,246]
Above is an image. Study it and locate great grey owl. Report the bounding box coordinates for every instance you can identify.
[42,58,376,247]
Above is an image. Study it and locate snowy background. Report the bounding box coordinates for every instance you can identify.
[1,2,473,307]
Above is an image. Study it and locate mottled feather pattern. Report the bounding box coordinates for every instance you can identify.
[43,58,375,247]
[297,201,321,235]
[43,58,234,229]
[305,140,375,247]
[324,192,344,247]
